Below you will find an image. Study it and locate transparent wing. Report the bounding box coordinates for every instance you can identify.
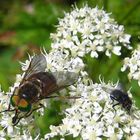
[52,71,78,87]
[39,71,79,98]
[23,54,47,80]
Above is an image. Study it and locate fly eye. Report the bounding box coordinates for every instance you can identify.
[10,96,31,112]
[10,95,20,107]
[18,99,31,112]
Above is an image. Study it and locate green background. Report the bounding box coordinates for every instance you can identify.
[0,0,140,139]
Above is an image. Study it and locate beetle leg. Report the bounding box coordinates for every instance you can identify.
[111,102,119,118]
[112,103,120,111]
[110,95,117,104]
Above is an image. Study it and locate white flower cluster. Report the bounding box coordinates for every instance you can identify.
[0,5,139,140]
[45,79,140,140]
[121,46,140,86]
[51,5,131,58]
[44,49,84,73]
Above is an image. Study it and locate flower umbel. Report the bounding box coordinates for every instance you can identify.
[51,5,131,58]
[122,45,140,86]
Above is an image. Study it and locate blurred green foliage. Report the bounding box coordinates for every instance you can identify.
[0,0,140,139]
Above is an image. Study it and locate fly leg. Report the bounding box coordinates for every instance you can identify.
[44,95,81,100]
[0,103,15,113]
[24,103,45,118]
[13,104,45,126]
[13,118,21,126]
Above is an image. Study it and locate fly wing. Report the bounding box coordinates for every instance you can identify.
[52,71,78,88]
[22,54,47,82]
[40,71,78,97]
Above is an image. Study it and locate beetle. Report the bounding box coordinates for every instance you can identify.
[110,89,132,113]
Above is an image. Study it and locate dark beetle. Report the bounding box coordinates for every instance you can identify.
[110,89,132,113]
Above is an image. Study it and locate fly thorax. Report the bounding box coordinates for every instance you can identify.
[19,82,41,101]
